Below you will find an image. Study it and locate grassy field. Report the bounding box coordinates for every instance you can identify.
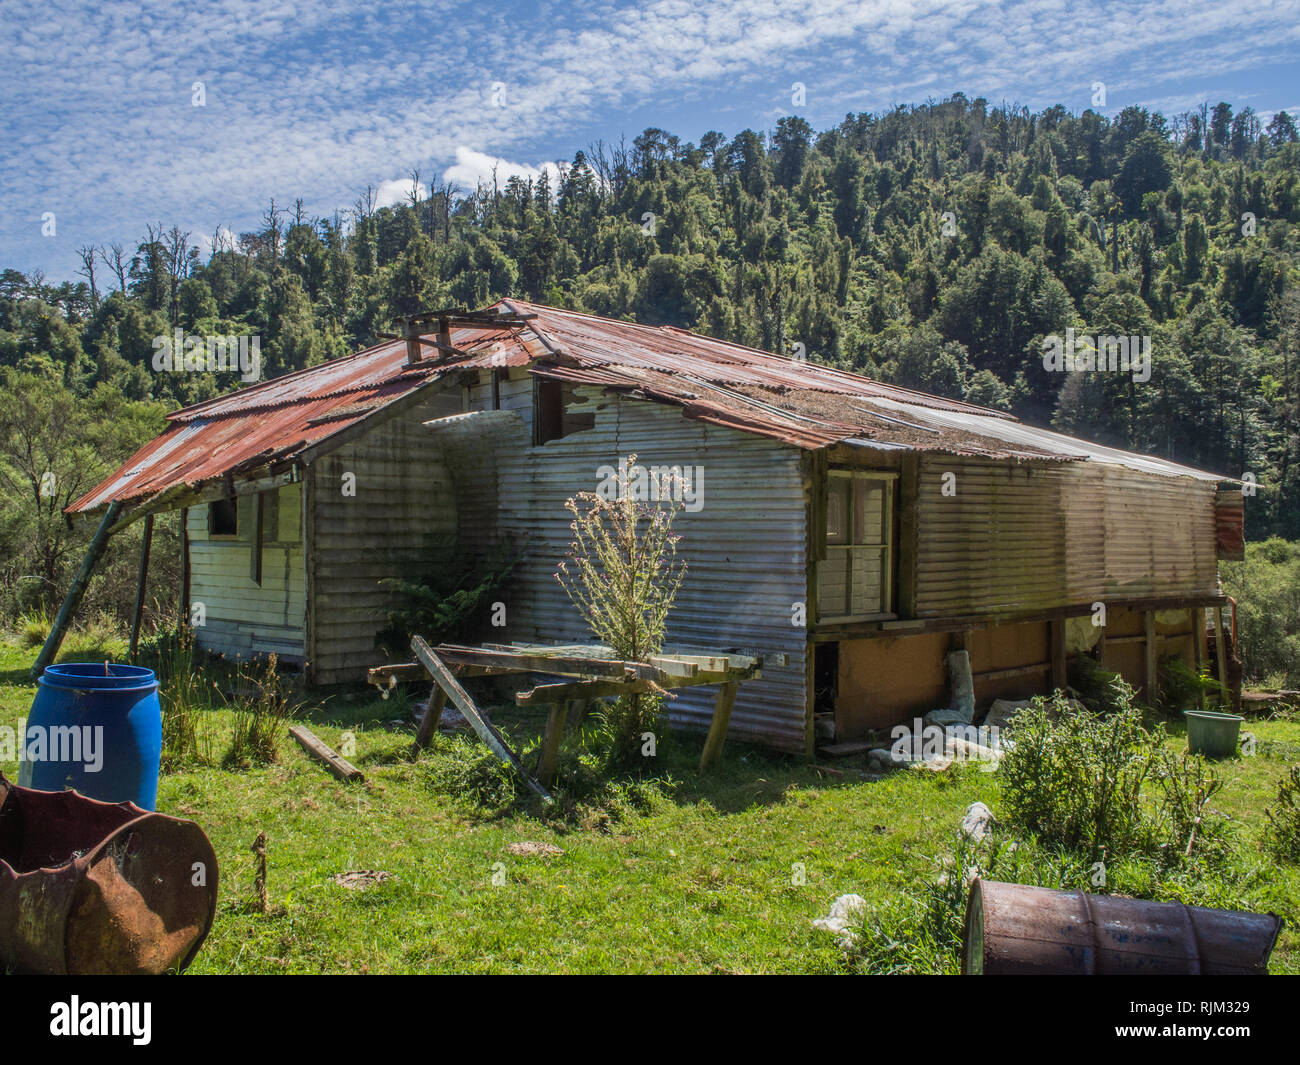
[2,638,1298,974]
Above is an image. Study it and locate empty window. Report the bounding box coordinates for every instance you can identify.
[818,471,895,620]
[535,379,596,444]
[208,497,238,537]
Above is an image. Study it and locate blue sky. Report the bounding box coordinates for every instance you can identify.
[4,0,1298,282]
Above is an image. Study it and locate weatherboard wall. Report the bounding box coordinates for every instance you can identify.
[185,484,306,662]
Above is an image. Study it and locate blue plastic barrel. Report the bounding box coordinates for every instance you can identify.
[20,663,162,810]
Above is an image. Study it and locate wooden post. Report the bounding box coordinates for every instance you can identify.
[536,700,571,787]
[1192,607,1206,710]
[1213,606,1230,708]
[1143,610,1158,705]
[179,505,191,627]
[128,513,154,660]
[699,682,739,772]
[32,500,123,677]
[1049,618,1067,693]
[412,637,552,801]
[411,687,448,754]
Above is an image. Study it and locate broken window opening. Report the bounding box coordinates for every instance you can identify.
[208,497,238,538]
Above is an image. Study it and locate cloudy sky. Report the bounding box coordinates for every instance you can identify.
[4,0,1298,281]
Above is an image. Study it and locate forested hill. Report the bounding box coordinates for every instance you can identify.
[4,95,1300,544]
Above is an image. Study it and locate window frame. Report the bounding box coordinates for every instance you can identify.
[817,469,897,623]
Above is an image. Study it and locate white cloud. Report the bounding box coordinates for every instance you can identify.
[375,177,427,209]
[441,148,563,193]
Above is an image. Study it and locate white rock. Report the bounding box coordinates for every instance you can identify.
[812,893,868,948]
[960,801,995,842]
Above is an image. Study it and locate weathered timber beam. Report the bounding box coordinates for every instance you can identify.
[128,513,154,660]
[32,500,123,677]
[289,725,365,782]
[434,643,655,678]
[536,701,571,788]
[412,637,552,802]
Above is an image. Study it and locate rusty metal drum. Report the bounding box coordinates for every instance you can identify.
[0,773,218,974]
[964,879,1282,975]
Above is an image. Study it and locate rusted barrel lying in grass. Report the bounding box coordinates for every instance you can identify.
[964,879,1282,975]
[0,773,218,974]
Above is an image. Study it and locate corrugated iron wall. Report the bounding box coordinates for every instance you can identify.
[483,395,810,752]
[307,390,462,685]
[913,455,1218,618]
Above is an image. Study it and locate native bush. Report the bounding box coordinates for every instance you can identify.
[1264,765,1300,862]
[376,538,524,654]
[999,688,1227,866]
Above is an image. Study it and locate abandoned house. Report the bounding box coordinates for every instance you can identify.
[55,299,1244,756]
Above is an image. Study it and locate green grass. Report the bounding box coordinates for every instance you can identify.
[2,640,1297,974]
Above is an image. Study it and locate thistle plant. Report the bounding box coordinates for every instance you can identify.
[556,455,686,764]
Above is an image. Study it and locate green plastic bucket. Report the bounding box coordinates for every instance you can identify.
[1183,710,1244,758]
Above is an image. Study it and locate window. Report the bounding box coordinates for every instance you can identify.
[817,471,895,620]
[208,497,238,537]
[535,378,596,444]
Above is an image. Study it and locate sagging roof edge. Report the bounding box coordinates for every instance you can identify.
[71,374,460,524]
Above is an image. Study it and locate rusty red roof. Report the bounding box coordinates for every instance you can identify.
[69,299,1226,516]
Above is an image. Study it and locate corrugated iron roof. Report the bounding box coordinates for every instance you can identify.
[69,299,1228,516]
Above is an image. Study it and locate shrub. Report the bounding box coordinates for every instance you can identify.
[376,539,524,654]
[555,454,686,767]
[1220,538,1300,687]
[999,695,1159,859]
[999,690,1227,867]
[1264,765,1300,863]
[1158,656,1221,716]
[224,655,295,769]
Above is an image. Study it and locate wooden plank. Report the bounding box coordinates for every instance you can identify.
[699,682,739,771]
[412,637,552,802]
[1144,610,1158,704]
[128,513,154,660]
[411,686,448,754]
[1213,606,1230,708]
[33,500,123,676]
[1049,617,1066,693]
[536,701,570,787]
[436,643,655,679]
[289,725,364,782]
